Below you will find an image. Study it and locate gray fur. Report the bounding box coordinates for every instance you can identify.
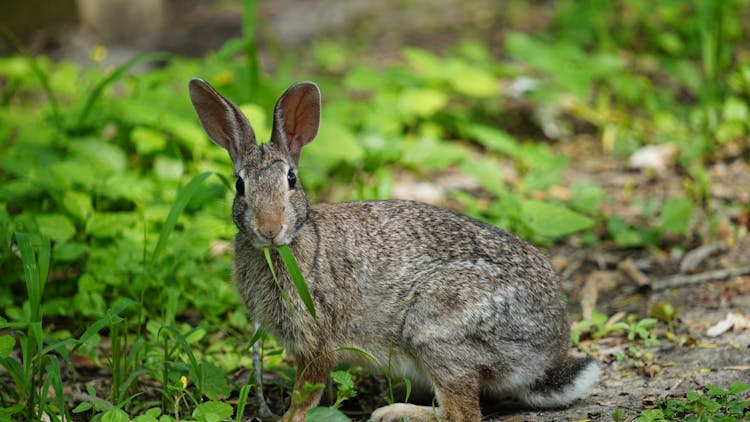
[188,78,599,422]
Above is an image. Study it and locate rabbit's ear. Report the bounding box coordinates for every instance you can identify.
[271,82,321,165]
[189,78,256,168]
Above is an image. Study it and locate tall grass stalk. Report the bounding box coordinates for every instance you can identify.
[242,0,261,99]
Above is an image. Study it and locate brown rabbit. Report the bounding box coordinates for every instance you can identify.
[188,79,599,422]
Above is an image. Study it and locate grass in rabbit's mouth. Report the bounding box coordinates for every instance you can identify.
[263,245,317,319]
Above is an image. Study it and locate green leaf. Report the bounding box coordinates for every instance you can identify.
[464,124,522,158]
[519,200,594,238]
[62,190,94,222]
[200,361,231,400]
[331,370,355,394]
[0,335,14,358]
[54,241,88,262]
[192,401,233,422]
[69,139,127,174]
[305,407,351,422]
[263,247,297,317]
[101,408,131,422]
[728,382,750,395]
[304,121,364,169]
[36,213,77,243]
[131,127,167,154]
[402,137,468,170]
[450,67,499,98]
[569,184,607,215]
[398,88,448,118]
[86,212,137,238]
[278,245,316,319]
[660,198,694,234]
[154,156,184,181]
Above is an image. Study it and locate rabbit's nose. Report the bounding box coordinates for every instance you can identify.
[257,215,283,240]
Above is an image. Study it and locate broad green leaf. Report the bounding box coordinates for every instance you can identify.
[520,200,594,238]
[398,88,448,118]
[460,158,505,196]
[402,47,446,82]
[36,214,76,242]
[568,184,607,215]
[305,407,351,422]
[63,190,94,222]
[728,382,750,395]
[278,244,316,319]
[131,127,167,154]
[450,67,499,98]
[402,137,468,170]
[86,212,137,238]
[154,156,184,181]
[200,361,231,400]
[463,124,521,158]
[54,241,88,262]
[192,400,233,422]
[102,173,155,201]
[0,335,14,358]
[69,139,127,173]
[660,198,694,234]
[305,121,363,165]
[48,160,97,189]
[101,408,130,422]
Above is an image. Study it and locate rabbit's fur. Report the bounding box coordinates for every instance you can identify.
[189,79,599,422]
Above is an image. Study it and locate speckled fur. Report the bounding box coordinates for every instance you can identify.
[189,79,599,422]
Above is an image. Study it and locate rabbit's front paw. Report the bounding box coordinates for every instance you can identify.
[371,403,436,422]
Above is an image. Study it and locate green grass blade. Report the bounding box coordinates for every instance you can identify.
[44,355,68,422]
[241,0,261,99]
[277,245,316,319]
[236,382,253,422]
[37,237,50,298]
[15,233,41,322]
[263,247,298,317]
[249,325,265,347]
[150,172,212,268]
[76,51,172,128]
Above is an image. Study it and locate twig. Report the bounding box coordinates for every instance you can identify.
[252,321,276,420]
[651,266,750,291]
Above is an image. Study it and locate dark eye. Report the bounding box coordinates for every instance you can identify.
[235,177,245,196]
[287,169,297,189]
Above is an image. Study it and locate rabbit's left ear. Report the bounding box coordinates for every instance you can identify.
[271,82,321,165]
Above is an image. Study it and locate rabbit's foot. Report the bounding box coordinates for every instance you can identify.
[371,403,438,422]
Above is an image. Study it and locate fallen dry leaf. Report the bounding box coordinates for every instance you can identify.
[706,312,750,337]
[580,271,620,320]
[628,143,679,173]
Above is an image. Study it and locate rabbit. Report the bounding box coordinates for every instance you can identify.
[188,78,599,422]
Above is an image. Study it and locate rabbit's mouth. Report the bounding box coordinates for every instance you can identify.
[250,224,293,249]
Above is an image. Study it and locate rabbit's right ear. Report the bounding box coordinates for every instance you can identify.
[189,78,256,168]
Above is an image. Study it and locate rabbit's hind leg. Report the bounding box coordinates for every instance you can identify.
[371,374,481,422]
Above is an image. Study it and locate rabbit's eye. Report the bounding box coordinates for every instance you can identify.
[235,177,245,196]
[287,169,297,189]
